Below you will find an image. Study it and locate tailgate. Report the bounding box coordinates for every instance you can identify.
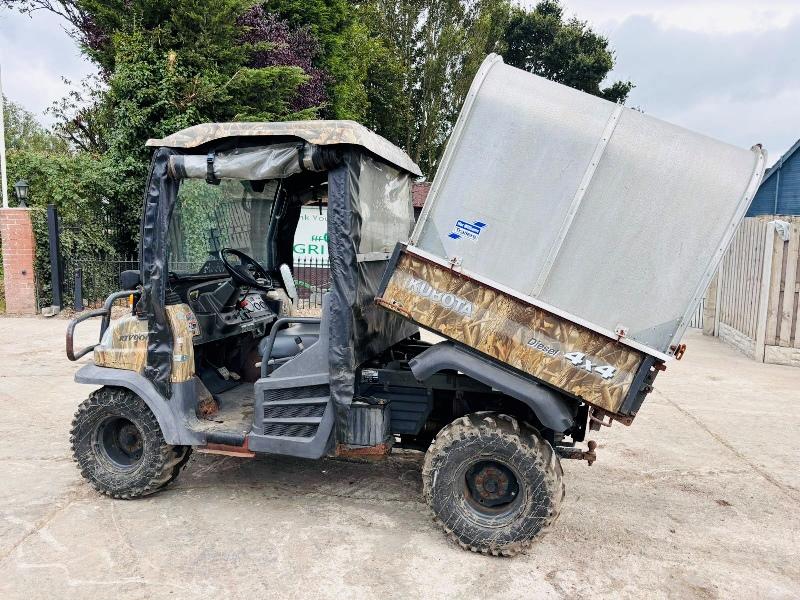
[377,245,656,418]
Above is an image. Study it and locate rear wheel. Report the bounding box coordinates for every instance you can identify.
[70,386,192,499]
[422,412,564,556]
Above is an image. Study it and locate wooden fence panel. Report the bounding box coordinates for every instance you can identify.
[713,216,800,363]
[794,225,800,349]
[765,231,785,346]
[779,224,800,348]
[718,219,765,340]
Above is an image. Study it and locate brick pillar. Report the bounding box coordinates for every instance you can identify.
[0,208,38,315]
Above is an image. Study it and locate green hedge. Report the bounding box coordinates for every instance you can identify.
[5,149,116,308]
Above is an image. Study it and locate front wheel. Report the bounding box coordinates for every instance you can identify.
[422,412,564,556]
[70,386,192,499]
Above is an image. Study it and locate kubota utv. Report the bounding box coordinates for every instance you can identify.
[66,56,764,556]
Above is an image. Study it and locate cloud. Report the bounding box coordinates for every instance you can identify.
[559,0,800,34]
[0,9,95,126]
[604,13,800,163]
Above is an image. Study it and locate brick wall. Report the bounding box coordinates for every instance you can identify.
[0,208,37,314]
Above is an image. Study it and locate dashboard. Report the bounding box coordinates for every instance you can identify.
[172,275,279,345]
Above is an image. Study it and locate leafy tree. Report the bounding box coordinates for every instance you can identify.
[361,0,631,176]
[502,1,632,103]
[47,75,111,153]
[97,24,313,252]
[239,6,328,112]
[3,0,247,75]
[2,96,67,153]
[1,96,107,306]
[3,0,633,186]
[4,0,326,254]
[261,0,364,119]
[362,0,509,174]
[362,39,412,149]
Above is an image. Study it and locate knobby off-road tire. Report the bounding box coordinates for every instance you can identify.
[422,412,564,557]
[70,386,192,499]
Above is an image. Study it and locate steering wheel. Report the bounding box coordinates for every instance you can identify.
[219,248,274,291]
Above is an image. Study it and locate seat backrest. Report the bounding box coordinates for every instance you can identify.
[266,294,330,379]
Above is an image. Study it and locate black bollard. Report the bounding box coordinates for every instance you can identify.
[74,267,84,312]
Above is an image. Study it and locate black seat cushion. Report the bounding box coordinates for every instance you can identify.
[259,322,320,360]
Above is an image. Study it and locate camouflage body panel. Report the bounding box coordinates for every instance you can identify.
[93,314,147,374]
[94,304,199,383]
[166,304,200,382]
[145,120,422,177]
[378,251,646,413]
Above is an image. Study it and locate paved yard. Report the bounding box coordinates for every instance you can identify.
[0,318,798,599]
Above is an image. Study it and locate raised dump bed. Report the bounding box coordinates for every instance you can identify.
[378,54,766,422]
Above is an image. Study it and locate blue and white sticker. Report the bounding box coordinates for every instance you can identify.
[448,219,487,241]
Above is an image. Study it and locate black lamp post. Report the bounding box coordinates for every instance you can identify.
[14,180,29,208]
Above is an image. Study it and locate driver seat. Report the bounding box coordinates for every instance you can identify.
[258,321,321,360]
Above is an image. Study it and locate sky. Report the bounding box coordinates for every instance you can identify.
[556,0,800,165]
[0,9,94,122]
[1,1,799,165]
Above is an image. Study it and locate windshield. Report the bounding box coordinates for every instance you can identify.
[168,178,277,275]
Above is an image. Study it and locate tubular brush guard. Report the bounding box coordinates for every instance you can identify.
[66,290,138,361]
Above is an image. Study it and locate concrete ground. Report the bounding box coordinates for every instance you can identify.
[0,318,798,600]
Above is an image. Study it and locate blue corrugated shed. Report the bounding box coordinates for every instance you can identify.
[747,138,800,215]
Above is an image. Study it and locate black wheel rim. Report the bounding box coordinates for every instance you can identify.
[94,416,144,471]
[463,459,523,522]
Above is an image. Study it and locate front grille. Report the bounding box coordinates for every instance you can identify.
[262,422,319,438]
[264,403,326,420]
[264,384,329,403]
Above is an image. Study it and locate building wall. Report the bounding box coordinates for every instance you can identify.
[748,146,800,216]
